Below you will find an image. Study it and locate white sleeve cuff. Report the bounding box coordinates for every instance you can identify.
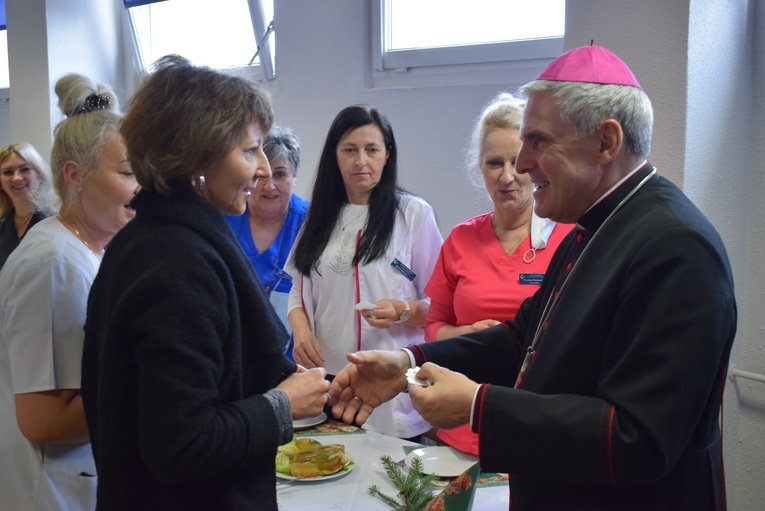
[469,384,482,427]
[402,348,415,369]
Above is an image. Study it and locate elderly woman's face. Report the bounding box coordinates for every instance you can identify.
[480,127,533,217]
[0,152,41,210]
[247,155,296,220]
[202,123,271,216]
[77,134,138,236]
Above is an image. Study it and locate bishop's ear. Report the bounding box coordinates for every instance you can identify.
[597,119,624,165]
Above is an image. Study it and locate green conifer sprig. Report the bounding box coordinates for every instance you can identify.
[368,455,438,511]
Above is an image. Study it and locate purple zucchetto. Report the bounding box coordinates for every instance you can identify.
[536,43,642,89]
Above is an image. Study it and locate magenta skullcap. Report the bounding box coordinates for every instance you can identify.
[536,43,642,89]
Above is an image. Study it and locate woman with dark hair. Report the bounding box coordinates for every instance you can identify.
[286,105,443,440]
[80,56,329,510]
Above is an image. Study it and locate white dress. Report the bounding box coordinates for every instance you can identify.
[0,217,100,511]
[287,194,444,438]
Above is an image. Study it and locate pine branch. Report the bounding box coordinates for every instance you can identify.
[368,485,408,511]
[368,455,437,511]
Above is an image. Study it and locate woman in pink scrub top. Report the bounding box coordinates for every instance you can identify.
[423,93,573,455]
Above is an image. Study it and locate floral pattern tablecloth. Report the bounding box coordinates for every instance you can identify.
[401,445,508,489]
[294,418,367,437]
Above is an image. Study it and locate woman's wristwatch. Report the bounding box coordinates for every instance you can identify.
[395,301,411,323]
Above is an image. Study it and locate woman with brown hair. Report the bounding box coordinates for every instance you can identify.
[81,56,329,510]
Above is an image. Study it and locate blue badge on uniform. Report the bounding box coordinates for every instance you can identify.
[274,269,292,282]
[391,259,416,281]
[519,273,545,285]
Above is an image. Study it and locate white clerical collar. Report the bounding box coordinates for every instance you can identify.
[577,159,648,227]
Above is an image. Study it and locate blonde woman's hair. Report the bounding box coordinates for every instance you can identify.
[0,142,58,218]
[465,92,526,190]
[50,73,121,212]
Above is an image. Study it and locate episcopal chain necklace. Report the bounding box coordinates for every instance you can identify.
[513,166,657,388]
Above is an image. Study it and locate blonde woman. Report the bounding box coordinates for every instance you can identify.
[0,142,57,269]
[0,73,137,510]
[422,93,573,454]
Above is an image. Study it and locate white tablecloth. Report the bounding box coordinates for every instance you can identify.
[276,430,509,510]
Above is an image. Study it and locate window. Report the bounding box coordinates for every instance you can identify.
[373,0,565,72]
[125,0,274,78]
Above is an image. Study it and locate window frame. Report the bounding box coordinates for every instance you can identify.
[123,0,274,80]
[0,0,7,89]
[247,0,274,80]
[371,0,564,72]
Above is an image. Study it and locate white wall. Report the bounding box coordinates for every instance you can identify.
[3,0,764,508]
[686,0,751,505]
[723,0,765,507]
[264,0,538,234]
[4,0,126,160]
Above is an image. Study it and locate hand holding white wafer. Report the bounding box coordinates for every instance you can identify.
[353,301,377,311]
[406,367,430,387]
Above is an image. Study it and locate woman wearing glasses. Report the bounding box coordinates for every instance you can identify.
[225,127,309,359]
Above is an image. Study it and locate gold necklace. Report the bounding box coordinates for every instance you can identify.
[491,214,529,256]
[57,214,100,256]
[71,225,91,250]
[501,235,526,256]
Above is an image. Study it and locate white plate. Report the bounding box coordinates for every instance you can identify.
[276,459,354,482]
[293,412,327,430]
[405,446,478,477]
